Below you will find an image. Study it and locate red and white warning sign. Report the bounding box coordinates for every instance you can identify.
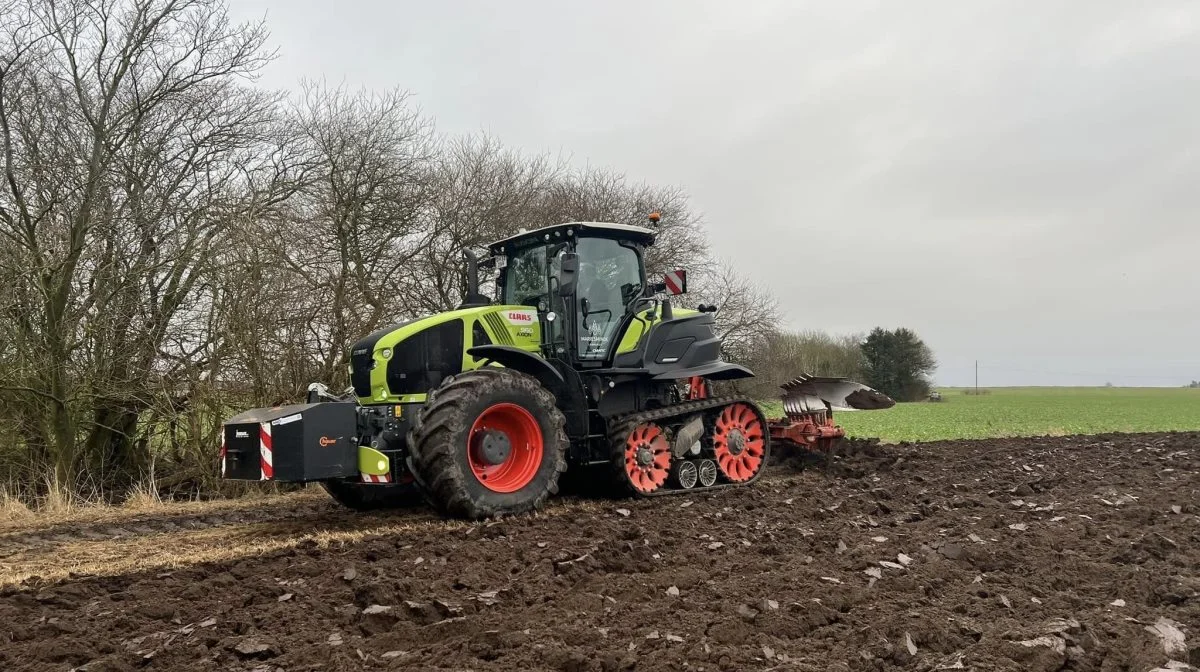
[663,269,688,295]
[259,422,274,480]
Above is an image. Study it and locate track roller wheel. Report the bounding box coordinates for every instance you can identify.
[711,402,768,483]
[407,368,568,519]
[671,460,698,489]
[611,420,671,495]
[696,458,718,487]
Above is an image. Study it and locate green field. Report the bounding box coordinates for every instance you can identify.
[761,387,1200,443]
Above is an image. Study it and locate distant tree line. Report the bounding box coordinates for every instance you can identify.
[0,0,934,502]
[738,327,936,403]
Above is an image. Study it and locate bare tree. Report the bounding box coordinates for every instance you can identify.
[689,260,778,359]
[219,82,434,398]
[739,328,867,399]
[401,134,565,313]
[533,168,711,278]
[0,0,275,489]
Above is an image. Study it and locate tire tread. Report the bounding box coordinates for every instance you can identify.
[407,368,568,519]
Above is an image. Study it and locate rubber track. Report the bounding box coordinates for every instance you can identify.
[609,397,771,498]
[407,368,569,519]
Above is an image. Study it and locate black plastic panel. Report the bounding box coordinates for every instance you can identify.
[349,318,418,397]
[656,337,695,364]
[386,319,464,395]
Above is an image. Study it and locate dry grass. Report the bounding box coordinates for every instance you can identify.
[0,489,610,587]
[0,476,86,524]
[121,482,163,510]
[0,485,312,535]
[40,476,78,516]
[0,516,453,586]
[0,486,448,585]
[0,487,35,525]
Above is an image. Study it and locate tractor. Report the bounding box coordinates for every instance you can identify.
[219,215,893,519]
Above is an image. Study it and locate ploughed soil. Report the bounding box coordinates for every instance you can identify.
[1,432,1198,672]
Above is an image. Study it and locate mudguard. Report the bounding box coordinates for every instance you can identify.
[466,345,564,384]
[651,362,754,381]
[614,312,753,381]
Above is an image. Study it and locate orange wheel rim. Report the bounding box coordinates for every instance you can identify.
[711,403,765,483]
[467,403,544,493]
[624,423,671,493]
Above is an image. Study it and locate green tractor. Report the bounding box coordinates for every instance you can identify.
[219,216,892,518]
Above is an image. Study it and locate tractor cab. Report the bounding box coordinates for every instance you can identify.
[485,221,660,367]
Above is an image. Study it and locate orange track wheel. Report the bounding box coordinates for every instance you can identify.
[711,403,766,482]
[467,403,544,493]
[624,423,671,493]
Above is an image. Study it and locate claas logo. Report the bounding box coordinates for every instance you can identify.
[507,312,533,322]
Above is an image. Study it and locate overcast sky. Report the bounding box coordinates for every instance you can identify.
[228,0,1199,387]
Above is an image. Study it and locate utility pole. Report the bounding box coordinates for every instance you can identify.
[975,360,979,394]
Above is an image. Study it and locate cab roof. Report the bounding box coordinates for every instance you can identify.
[487,221,657,254]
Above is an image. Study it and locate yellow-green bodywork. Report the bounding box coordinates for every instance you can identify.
[355,305,542,405]
[356,304,698,405]
[615,307,697,355]
[358,445,390,476]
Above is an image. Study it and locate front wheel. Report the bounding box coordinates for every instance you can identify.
[407,368,568,519]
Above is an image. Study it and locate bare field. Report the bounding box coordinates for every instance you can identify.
[1,432,1198,672]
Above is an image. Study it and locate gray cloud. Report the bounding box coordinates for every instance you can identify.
[230,0,1200,385]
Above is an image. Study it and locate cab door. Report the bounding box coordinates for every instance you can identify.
[573,237,645,362]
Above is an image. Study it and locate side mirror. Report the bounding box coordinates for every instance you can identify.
[557,252,579,296]
[663,269,687,295]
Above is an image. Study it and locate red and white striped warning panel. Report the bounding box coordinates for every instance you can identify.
[361,472,392,484]
[663,269,688,295]
[219,427,227,478]
[259,422,274,480]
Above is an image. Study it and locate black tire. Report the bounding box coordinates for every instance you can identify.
[407,368,568,519]
[322,479,424,511]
